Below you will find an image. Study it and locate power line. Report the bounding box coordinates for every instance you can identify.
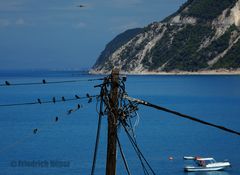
[120,120,156,175]
[0,94,98,107]
[124,95,240,136]
[0,132,34,155]
[91,93,104,175]
[0,78,104,87]
[0,101,87,155]
[116,134,131,175]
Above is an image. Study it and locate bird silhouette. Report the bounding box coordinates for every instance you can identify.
[86,93,92,103]
[77,4,85,8]
[62,96,66,101]
[88,97,92,103]
[75,95,80,99]
[77,104,81,109]
[67,109,73,115]
[55,116,58,122]
[37,98,42,104]
[5,81,10,86]
[42,79,46,84]
[33,128,38,134]
[52,97,56,103]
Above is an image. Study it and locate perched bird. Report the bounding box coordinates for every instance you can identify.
[33,128,38,134]
[5,81,10,86]
[52,97,56,103]
[86,94,92,103]
[88,97,92,103]
[67,109,73,115]
[55,116,59,122]
[37,98,42,104]
[42,79,46,84]
[75,95,80,99]
[62,96,66,101]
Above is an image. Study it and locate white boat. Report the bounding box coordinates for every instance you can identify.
[183,156,231,172]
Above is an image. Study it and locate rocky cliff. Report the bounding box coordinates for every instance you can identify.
[91,0,240,74]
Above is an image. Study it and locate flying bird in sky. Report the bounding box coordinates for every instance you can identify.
[77,4,85,8]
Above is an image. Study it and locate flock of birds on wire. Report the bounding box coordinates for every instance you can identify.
[33,93,93,135]
[1,78,99,136]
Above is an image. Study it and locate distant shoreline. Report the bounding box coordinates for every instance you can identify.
[89,69,240,75]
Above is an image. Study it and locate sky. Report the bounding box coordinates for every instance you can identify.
[0,0,186,71]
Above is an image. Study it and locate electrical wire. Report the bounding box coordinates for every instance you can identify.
[0,100,87,156]
[0,132,34,155]
[116,134,131,175]
[0,95,98,107]
[120,120,156,175]
[124,95,240,136]
[0,78,104,87]
[91,90,104,175]
[133,112,140,133]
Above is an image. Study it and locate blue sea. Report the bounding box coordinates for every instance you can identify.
[0,71,239,175]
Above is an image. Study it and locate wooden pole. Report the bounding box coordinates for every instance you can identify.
[106,69,119,175]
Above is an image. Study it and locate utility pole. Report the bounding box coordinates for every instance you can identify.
[106,69,119,175]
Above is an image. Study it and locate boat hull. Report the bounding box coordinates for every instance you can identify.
[184,166,226,172]
[184,157,231,172]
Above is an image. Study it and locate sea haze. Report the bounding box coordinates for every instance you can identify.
[0,71,239,175]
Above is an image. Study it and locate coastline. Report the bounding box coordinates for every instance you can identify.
[89,69,240,75]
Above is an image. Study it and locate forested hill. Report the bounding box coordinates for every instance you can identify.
[91,0,240,74]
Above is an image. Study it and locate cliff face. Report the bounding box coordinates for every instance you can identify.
[91,0,240,74]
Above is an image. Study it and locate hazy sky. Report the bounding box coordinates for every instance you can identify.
[0,0,186,70]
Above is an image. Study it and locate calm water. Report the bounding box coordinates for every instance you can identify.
[0,71,239,175]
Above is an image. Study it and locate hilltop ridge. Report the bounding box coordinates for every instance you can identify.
[91,0,240,74]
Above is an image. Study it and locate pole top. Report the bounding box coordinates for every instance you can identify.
[111,68,120,75]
